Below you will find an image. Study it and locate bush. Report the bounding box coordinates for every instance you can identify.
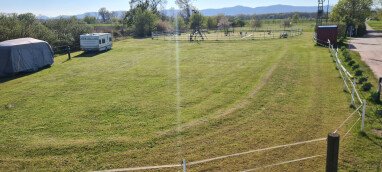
[355,69,363,76]
[358,76,368,84]
[348,60,355,66]
[355,23,367,37]
[352,64,360,70]
[362,82,372,91]
[370,91,381,103]
[340,46,347,52]
[43,17,92,51]
[343,51,352,62]
[376,109,382,116]
[132,8,158,37]
[156,20,172,32]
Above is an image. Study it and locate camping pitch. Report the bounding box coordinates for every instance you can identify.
[0,38,54,77]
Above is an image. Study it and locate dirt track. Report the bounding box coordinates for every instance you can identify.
[349,24,382,79]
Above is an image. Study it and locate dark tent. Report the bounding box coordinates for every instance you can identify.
[0,38,54,77]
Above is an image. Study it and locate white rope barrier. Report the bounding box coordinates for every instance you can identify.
[334,105,363,133]
[343,117,361,139]
[188,138,326,166]
[94,138,326,172]
[95,164,182,172]
[328,42,363,105]
[241,154,325,172]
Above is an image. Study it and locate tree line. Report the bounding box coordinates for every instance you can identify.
[0,13,91,52]
[0,0,377,49]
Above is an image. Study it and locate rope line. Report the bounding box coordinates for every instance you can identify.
[328,43,364,105]
[241,154,324,172]
[334,105,363,133]
[95,164,182,172]
[188,138,326,166]
[343,117,361,140]
[94,138,326,172]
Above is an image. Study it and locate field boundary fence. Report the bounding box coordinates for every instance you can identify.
[95,40,367,172]
[328,40,367,132]
[152,28,303,42]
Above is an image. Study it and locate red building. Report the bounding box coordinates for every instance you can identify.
[316,25,338,46]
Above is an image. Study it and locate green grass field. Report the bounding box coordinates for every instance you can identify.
[367,20,382,31]
[0,31,381,171]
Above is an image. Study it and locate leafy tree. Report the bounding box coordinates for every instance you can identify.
[98,7,111,23]
[43,17,92,49]
[217,16,231,34]
[132,8,158,37]
[173,16,187,31]
[206,16,217,29]
[0,13,23,41]
[17,13,37,37]
[129,0,166,15]
[124,0,164,37]
[250,17,262,30]
[0,13,92,52]
[189,12,204,30]
[235,18,246,27]
[175,0,194,24]
[84,16,97,24]
[330,0,373,36]
[374,0,382,20]
[292,13,299,24]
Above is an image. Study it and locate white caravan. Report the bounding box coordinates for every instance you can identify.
[80,33,112,52]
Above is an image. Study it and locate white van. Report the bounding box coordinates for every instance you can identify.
[80,33,112,52]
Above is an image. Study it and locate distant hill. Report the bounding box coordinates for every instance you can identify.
[36,4,332,20]
[200,5,332,16]
[37,11,126,20]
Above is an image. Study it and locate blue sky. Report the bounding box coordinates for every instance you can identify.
[0,0,339,17]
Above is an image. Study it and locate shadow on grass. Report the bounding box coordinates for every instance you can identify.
[359,131,382,148]
[0,66,51,84]
[74,50,110,58]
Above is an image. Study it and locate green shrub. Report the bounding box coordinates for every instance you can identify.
[358,77,368,84]
[352,64,360,70]
[348,60,355,66]
[376,110,382,116]
[355,70,363,76]
[362,82,372,91]
[341,46,347,52]
[344,54,352,62]
[370,91,381,103]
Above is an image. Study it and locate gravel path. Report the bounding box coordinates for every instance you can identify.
[349,24,382,79]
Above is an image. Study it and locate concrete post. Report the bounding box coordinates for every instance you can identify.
[182,159,187,172]
[361,100,367,132]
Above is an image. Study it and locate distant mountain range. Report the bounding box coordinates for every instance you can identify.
[37,4,332,20]
[200,5,332,16]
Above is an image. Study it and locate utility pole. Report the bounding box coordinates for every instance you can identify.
[317,0,325,27]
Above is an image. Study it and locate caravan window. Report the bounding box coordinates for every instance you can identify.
[109,37,112,42]
[102,39,105,44]
[99,40,101,44]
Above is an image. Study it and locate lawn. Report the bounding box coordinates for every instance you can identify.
[367,20,382,31]
[0,32,379,171]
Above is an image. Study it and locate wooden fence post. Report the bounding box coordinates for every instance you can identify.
[67,46,71,60]
[326,133,340,172]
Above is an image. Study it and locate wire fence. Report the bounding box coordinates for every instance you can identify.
[152,28,303,42]
[95,40,368,172]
